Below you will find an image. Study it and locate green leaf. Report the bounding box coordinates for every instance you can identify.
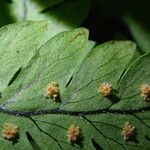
[112,53,150,109]
[0,21,52,91]
[0,21,150,150]
[124,15,150,53]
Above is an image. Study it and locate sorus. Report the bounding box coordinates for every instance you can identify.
[122,122,135,141]
[67,125,81,144]
[2,123,19,140]
[98,83,112,97]
[140,84,150,101]
[45,82,59,100]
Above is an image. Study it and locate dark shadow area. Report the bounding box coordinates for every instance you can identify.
[80,0,150,54]
[106,89,120,104]
[98,0,150,32]
[45,93,62,103]
[70,132,84,149]
[26,132,41,150]
[32,0,91,28]
[40,0,70,13]
[33,0,64,8]
[8,67,22,86]
[7,133,19,145]
[145,135,150,142]
[129,137,139,144]
[92,138,103,150]
[126,129,139,144]
[55,93,62,103]
[5,0,12,3]
[81,1,134,43]
[0,1,15,27]
[145,95,150,102]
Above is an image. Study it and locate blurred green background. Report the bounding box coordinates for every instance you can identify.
[0,0,150,52]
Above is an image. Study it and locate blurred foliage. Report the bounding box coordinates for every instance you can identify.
[0,0,149,51]
[0,0,91,35]
[0,0,150,54]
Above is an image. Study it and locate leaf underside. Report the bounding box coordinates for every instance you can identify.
[0,21,150,150]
